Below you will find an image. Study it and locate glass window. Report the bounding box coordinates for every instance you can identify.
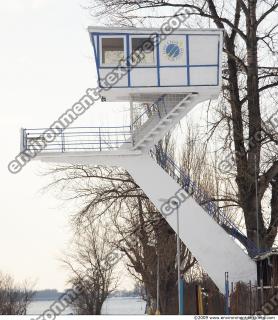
[131,37,155,65]
[102,38,124,65]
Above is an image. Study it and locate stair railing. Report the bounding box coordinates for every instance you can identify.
[151,149,264,257]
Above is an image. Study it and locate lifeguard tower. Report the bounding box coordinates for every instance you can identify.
[20,27,258,293]
[89,26,221,101]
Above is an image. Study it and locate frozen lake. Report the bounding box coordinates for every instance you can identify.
[102,297,146,315]
[27,297,146,315]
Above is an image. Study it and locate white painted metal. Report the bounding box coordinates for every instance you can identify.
[37,152,257,293]
[101,86,219,102]
[125,155,257,293]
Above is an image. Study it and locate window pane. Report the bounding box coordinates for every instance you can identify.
[132,38,155,65]
[102,38,124,65]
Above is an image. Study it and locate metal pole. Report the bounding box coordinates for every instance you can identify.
[260,260,264,307]
[196,285,199,314]
[225,272,230,315]
[156,253,160,315]
[197,285,204,315]
[254,154,260,251]
[249,281,252,315]
[180,278,184,314]
[176,205,182,315]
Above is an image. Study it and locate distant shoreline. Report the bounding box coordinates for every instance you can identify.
[31,295,143,302]
[32,289,144,302]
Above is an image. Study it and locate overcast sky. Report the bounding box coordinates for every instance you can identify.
[0,0,131,291]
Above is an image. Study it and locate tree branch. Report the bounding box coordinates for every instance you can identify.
[257,1,278,26]
[259,161,278,196]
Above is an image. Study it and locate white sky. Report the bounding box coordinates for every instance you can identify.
[0,0,130,291]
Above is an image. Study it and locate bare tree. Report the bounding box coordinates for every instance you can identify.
[0,272,34,315]
[62,223,117,315]
[46,161,196,314]
[87,0,278,250]
[111,194,196,314]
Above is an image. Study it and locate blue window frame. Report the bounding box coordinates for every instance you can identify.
[90,32,221,88]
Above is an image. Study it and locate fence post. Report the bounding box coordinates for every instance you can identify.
[179,278,184,315]
[249,281,252,315]
[260,279,264,307]
[197,285,204,315]
[195,284,203,315]
[231,282,234,314]
[196,285,199,314]
[256,282,258,311]
[225,272,230,315]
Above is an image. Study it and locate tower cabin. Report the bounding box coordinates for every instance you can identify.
[88,26,223,102]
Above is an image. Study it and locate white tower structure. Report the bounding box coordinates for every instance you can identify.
[20,27,257,293]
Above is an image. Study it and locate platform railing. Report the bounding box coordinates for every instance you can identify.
[22,126,132,153]
[151,149,265,257]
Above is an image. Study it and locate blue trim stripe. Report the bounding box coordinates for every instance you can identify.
[156,34,160,86]
[90,33,101,84]
[96,35,101,87]
[91,32,221,89]
[186,35,190,86]
[91,32,220,37]
[98,64,218,69]
[96,35,100,68]
[101,84,219,88]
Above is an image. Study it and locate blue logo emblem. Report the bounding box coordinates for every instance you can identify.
[163,41,184,61]
[166,43,181,59]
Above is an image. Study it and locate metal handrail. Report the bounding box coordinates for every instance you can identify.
[25,126,132,131]
[151,149,264,257]
[23,126,132,153]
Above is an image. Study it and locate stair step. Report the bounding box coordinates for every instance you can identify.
[132,94,200,150]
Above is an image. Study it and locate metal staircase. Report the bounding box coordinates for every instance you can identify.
[127,98,261,258]
[151,149,260,258]
[131,93,201,151]
[123,154,257,294]
[21,93,258,293]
